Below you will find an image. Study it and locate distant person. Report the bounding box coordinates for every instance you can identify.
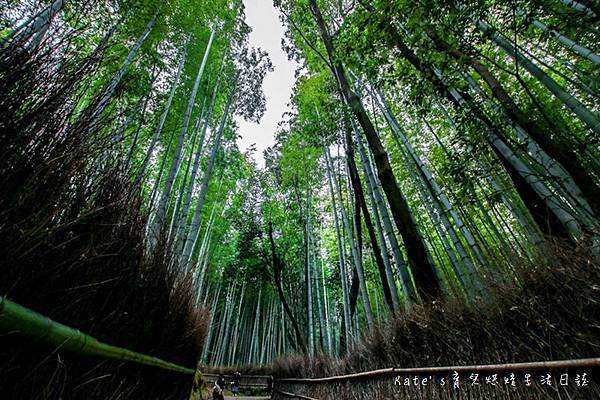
[212,374,225,400]
[231,371,241,397]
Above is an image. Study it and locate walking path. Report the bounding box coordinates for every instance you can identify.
[223,397,270,400]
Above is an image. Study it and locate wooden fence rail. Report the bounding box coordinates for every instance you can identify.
[273,388,317,400]
[3,293,599,400]
[273,357,600,400]
[203,373,272,390]
[274,357,600,384]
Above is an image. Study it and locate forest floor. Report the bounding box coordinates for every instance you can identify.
[223,397,270,400]
[191,386,271,400]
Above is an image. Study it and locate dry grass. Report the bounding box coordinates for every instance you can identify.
[270,240,600,399]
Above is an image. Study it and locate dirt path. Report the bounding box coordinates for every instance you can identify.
[223,397,270,400]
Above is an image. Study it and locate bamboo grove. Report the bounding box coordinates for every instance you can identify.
[0,0,270,397]
[0,0,599,395]
[202,0,599,366]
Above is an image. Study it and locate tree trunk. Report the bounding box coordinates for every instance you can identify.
[357,136,413,299]
[181,80,236,265]
[490,133,580,239]
[518,8,600,64]
[313,242,326,351]
[319,255,333,353]
[478,159,543,244]
[375,89,486,269]
[477,20,600,135]
[201,283,221,362]
[169,108,203,241]
[308,0,441,300]
[559,0,597,17]
[324,147,352,349]
[427,28,600,217]
[354,3,597,235]
[305,190,315,355]
[352,122,403,307]
[87,8,159,132]
[268,220,307,352]
[325,147,375,328]
[1,0,65,53]
[346,128,397,311]
[433,67,583,241]
[460,72,596,226]
[395,134,471,294]
[227,283,245,365]
[134,51,187,189]
[124,68,160,169]
[151,28,215,246]
[175,63,224,243]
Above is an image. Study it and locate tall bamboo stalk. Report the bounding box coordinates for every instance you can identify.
[0,296,194,374]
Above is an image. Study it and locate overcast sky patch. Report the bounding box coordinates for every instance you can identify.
[235,0,298,168]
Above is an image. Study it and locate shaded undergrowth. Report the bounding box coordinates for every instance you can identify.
[0,18,207,400]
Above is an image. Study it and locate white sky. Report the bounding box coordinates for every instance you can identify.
[235,0,298,168]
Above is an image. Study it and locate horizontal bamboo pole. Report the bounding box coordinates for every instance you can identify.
[203,373,273,390]
[203,373,272,380]
[273,388,318,400]
[275,358,600,384]
[0,295,195,375]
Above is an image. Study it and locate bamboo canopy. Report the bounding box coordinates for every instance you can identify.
[0,295,195,375]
